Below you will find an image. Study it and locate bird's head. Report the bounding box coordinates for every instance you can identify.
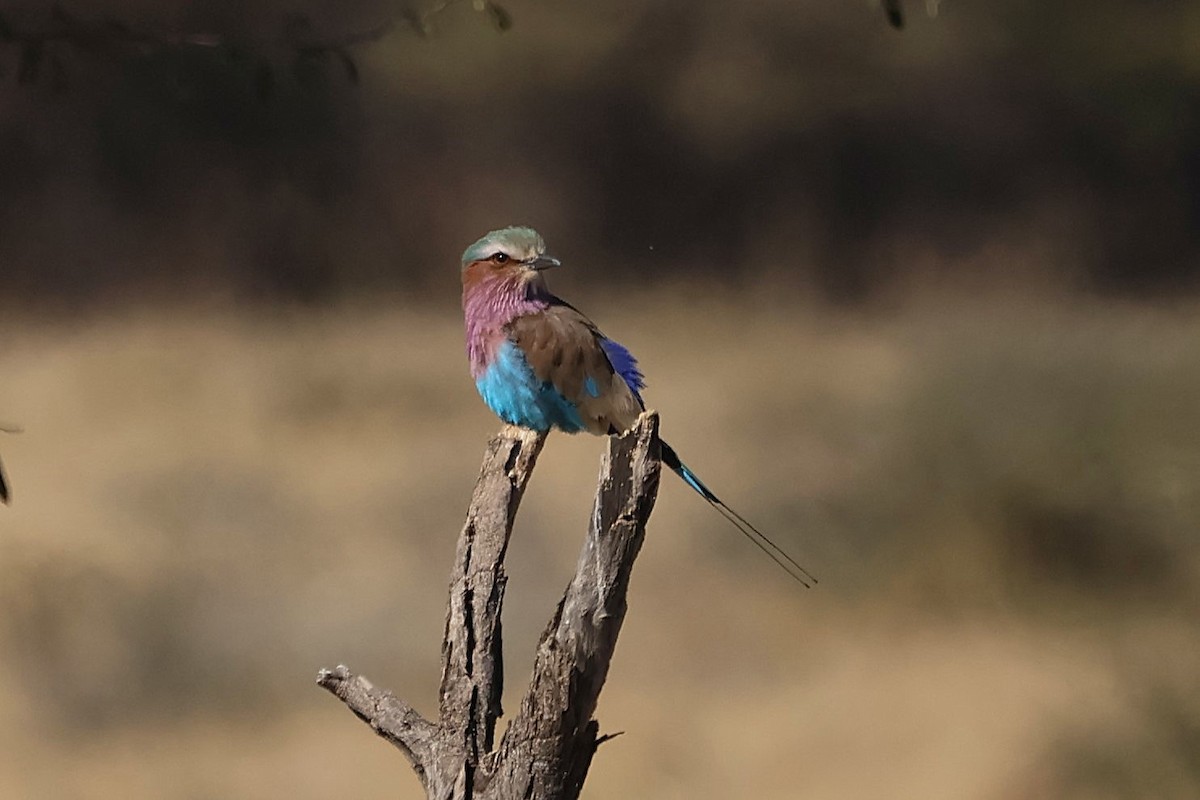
[460,226,561,291]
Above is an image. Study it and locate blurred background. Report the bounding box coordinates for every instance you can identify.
[2,1,1199,797]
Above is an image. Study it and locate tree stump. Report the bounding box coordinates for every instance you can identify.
[318,412,662,799]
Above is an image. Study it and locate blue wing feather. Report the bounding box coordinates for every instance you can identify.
[599,337,645,404]
[476,340,587,433]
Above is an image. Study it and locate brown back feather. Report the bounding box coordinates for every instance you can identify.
[507,306,642,434]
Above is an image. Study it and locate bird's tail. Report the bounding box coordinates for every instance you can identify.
[659,440,817,588]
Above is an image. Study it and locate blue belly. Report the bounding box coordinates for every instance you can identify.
[476,340,586,433]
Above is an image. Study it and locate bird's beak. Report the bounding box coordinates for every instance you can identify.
[528,255,562,271]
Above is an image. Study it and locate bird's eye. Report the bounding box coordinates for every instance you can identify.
[492,252,509,264]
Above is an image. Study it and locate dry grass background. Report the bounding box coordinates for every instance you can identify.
[1,286,1199,799]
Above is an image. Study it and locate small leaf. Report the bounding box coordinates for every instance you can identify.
[884,0,904,29]
[18,41,44,84]
[484,1,513,31]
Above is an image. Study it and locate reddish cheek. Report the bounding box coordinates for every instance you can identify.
[462,262,489,288]
[465,263,525,291]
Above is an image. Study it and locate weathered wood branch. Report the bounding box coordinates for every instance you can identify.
[492,415,661,797]
[318,412,661,799]
[433,423,547,796]
[317,665,437,775]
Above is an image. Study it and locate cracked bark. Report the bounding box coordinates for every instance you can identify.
[318,412,662,799]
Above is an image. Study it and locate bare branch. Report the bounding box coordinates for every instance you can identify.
[492,414,661,799]
[316,665,437,779]
[319,413,661,798]
[437,425,546,770]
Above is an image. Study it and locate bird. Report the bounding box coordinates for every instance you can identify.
[460,226,815,586]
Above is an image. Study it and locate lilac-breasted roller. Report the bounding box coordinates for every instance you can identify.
[461,226,815,586]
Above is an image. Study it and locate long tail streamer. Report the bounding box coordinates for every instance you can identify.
[660,440,817,587]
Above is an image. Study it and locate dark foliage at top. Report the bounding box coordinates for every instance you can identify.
[0,0,1197,307]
